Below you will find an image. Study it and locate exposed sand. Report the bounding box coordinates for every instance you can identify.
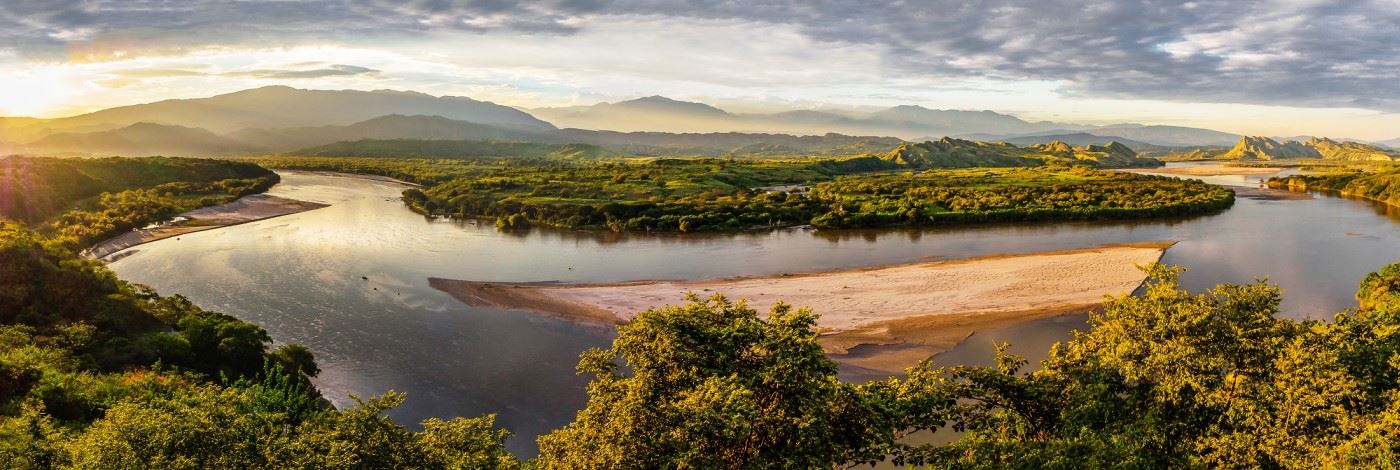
[84,194,328,260]
[430,241,1172,375]
[1128,165,1284,176]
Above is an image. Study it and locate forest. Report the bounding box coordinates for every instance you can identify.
[0,156,279,249]
[1268,169,1400,207]
[258,157,1230,232]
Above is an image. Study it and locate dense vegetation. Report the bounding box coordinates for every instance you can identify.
[0,223,519,468]
[1268,169,1400,207]
[259,156,1224,232]
[0,156,279,248]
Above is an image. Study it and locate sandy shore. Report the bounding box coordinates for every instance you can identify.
[1128,165,1284,176]
[430,241,1173,375]
[84,194,328,260]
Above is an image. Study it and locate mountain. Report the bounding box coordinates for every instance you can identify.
[883,137,1159,169]
[3,86,555,143]
[22,122,251,156]
[1376,137,1400,150]
[231,114,554,151]
[1221,137,1322,160]
[532,97,1079,138]
[1078,125,1239,147]
[1220,136,1396,161]
[957,125,1240,148]
[531,96,733,133]
[1306,137,1396,161]
[286,139,615,160]
[992,132,1153,149]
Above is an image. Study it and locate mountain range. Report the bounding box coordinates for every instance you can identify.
[1220,136,1397,161]
[2,86,1393,158]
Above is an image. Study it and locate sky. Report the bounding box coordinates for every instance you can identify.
[1,0,1399,140]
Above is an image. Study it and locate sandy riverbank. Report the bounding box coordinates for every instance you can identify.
[430,241,1173,375]
[84,194,328,260]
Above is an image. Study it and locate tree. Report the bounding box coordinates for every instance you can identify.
[535,294,917,469]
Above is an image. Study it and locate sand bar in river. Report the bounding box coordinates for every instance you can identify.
[430,241,1173,375]
[84,194,327,261]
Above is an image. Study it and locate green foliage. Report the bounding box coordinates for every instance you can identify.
[807,168,1233,228]
[0,221,519,468]
[1268,169,1400,208]
[0,156,274,224]
[535,294,930,469]
[259,157,1229,233]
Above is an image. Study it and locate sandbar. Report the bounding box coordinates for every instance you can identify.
[84,194,328,260]
[429,241,1172,375]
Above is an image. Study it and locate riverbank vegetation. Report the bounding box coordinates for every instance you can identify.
[1267,170,1400,207]
[0,222,520,468]
[0,156,280,248]
[257,156,1225,233]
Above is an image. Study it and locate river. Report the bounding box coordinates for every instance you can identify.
[108,163,1400,455]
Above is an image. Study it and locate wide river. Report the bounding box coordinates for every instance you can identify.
[109,164,1400,455]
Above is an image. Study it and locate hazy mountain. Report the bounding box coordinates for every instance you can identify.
[286,139,615,160]
[1078,126,1239,147]
[1218,136,1396,161]
[4,86,555,142]
[230,114,554,151]
[957,125,1240,148]
[1372,137,1400,149]
[22,122,251,156]
[531,96,735,133]
[531,97,1080,138]
[990,132,1153,149]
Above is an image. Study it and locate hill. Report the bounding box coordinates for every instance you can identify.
[1306,137,1397,161]
[22,122,253,156]
[884,137,1160,169]
[993,132,1153,149]
[533,97,1079,138]
[1086,125,1239,147]
[1220,136,1396,160]
[960,125,1241,148]
[286,139,614,159]
[2,86,555,142]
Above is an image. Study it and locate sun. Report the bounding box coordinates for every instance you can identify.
[0,67,80,117]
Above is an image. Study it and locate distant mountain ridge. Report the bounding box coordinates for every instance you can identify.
[957,125,1241,148]
[1,86,554,143]
[531,97,1086,139]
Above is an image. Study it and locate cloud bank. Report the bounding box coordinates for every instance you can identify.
[0,0,1397,111]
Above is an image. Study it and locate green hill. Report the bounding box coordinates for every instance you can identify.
[0,156,274,224]
[885,137,1161,169]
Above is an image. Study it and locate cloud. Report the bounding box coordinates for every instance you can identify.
[0,0,1397,110]
[225,64,381,79]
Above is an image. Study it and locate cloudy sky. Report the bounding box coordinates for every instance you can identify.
[2,0,1399,139]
